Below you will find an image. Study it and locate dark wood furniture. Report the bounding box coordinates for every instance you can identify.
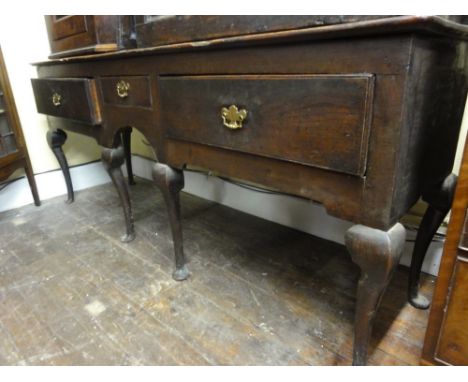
[33,75,136,203]
[0,45,40,206]
[127,15,390,48]
[125,15,466,48]
[45,16,122,58]
[42,15,136,201]
[43,126,135,205]
[31,16,468,365]
[421,137,468,366]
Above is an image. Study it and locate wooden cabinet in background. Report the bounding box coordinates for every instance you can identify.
[0,45,40,206]
[126,15,388,48]
[45,16,121,58]
[422,137,468,365]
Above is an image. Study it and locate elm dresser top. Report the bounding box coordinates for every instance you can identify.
[34,16,468,66]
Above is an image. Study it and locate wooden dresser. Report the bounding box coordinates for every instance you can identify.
[421,138,468,365]
[31,16,468,365]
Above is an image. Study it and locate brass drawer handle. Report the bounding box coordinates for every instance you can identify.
[52,93,62,107]
[221,105,248,130]
[116,80,130,98]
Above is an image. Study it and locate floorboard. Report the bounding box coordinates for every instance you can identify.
[0,179,435,365]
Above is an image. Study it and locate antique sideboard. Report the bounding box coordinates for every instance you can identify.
[31,16,468,365]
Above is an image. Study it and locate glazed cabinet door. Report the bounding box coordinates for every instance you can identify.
[44,16,120,58]
[0,80,18,157]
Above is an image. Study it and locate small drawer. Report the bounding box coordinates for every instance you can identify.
[160,74,374,176]
[100,76,152,108]
[31,78,102,125]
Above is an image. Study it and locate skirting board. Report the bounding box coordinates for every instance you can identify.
[0,155,443,276]
[0,161,111,214]
[130,155,443,277]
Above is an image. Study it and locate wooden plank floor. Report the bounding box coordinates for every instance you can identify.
[0,179,435,365]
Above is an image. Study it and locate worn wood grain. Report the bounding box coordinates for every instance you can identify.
[0,180,434,365]
[31,78,102,125]
[422,139,468,365]
[160,74,374,176]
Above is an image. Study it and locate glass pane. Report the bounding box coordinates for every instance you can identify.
[3,134,16,154]
[0,114,12,135]
[0,133,17,157]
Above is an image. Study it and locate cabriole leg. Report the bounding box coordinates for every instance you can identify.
[121,128,136,186]
[409,173,457,309]
[152,162,188,281]
[101,144,135,243]
[46,128,73,204]
[346,223,406,366]
[24,160,40,206]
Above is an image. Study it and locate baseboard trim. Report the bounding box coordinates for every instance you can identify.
[130,155,443,277]
[0,155,443,276]
[0,161,111,213]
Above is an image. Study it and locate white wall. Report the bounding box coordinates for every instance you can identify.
[0,14,101,177]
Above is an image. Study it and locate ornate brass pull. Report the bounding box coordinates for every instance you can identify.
[221,105,248,130]
[52,93,62,107]
[116,80,130,98]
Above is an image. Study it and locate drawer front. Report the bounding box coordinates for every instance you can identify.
[160,74,374,176]
[31,78,102,125]
[100,76,152,108]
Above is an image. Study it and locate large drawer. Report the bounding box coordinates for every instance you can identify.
[31,78,102,125]
[159,74,374,176]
